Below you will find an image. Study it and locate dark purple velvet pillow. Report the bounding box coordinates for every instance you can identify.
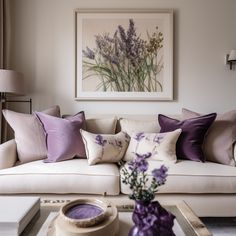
[35,111,86,162]
[158,113,217,162]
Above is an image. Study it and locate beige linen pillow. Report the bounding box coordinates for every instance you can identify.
[182,108,236,166]
[124,129,182,163]
[2,106,60,164]
[86,117,117,134]
[119,118,160,136]
[81,130,130,165]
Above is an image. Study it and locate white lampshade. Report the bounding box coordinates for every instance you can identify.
[0,69,25,95]
[228,50,236,61]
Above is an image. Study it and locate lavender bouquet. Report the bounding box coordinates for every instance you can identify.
[83,19,164,92]
[120,153,175,236]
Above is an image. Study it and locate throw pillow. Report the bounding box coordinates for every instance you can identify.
[119,118,160,136]
[158,113,217,162]
[2,105,60,164]
[35,111,86,162]
[124,129,182,163]
[80,130,130,165]
[182,108,236,166]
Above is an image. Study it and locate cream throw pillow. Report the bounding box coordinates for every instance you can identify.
[2,106,60,164]
[124,129,182,163]
[80,130,130,165]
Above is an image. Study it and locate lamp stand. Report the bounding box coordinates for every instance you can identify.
[0,95,32,143]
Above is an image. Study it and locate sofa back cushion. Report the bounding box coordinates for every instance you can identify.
[2,106,60,164]
[119,118,160,136]
[86,117,117,134]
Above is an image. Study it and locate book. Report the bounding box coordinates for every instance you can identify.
[0,196,40,236]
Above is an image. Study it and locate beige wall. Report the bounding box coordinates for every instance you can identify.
[10,0,236,115]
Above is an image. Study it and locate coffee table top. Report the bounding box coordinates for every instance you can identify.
[22,199,212,236]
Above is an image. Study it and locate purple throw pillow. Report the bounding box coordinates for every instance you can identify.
[35,111,86,162]
[158,113,217,162]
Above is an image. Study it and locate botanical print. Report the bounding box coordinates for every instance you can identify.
[94,132,129,161]
[83,19,164,92]
[133,132,165,158]
[75,10,173,100]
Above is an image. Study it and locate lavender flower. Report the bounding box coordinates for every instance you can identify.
[134,132,145,142]
[153,134,164,144]
[128,156,148,173]
[128,152,152,173]
[152,165,168,185]
[82,47,95,60]
[95,135,107,147]
[115,140,122,148]
[83,18,164,93]
[118,24,127,43]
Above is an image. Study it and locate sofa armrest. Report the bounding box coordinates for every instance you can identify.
[0,139,17,170]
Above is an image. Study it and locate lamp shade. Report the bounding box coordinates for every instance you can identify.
[0,69,25,95]
[228,50,236,61]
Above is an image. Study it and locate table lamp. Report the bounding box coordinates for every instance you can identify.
[0,69,32,142]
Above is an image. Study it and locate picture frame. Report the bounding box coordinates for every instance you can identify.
[74,9,173,101]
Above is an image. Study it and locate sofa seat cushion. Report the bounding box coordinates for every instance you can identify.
[0,159,120,195]
[120,160,236,194]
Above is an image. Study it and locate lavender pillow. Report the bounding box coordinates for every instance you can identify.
[35,111,86,162]
[158,113,216,162]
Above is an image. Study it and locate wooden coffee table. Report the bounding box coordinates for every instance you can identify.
[22,200,212,236]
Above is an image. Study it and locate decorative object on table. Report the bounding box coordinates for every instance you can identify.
[55,199,119,236]
[75,9,173,101]
[0,69,32,143]
[0,196,40,236]
[120,153,175,236]
[60,199,108,228]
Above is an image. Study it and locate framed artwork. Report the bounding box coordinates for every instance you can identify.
[75,9,173,100]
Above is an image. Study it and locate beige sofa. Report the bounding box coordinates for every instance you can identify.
[0,115,236,217]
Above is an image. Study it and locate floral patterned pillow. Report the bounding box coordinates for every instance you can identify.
[124,129,182,163]
[80,130,130,165]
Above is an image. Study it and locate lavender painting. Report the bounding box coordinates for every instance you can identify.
[75,10,173,100]
[83,19,164,92]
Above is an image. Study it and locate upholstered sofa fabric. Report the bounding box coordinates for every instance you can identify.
[86,117,117,134]
[120,118,160,136]
[120,160,236,194]
[0,159,120,195]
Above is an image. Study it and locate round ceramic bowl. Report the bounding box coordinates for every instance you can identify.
[60,199,108,228]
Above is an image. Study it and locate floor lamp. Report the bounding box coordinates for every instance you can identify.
[0,69,32,143]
